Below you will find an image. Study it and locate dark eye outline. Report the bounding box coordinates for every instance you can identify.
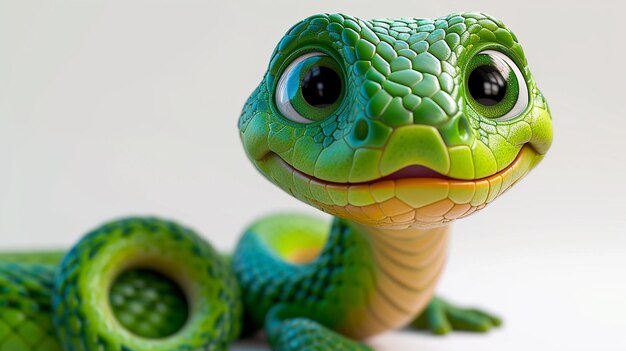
[465,49,529,121]
[274,51,345,125]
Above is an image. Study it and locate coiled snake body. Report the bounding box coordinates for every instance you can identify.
[0,12,552,351]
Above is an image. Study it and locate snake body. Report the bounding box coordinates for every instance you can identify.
[0,12,552,351]
[1,218,241,351]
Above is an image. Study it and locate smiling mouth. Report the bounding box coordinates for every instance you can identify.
[266,145,533,187]
[375,164,448,181]
[258,145,540,228]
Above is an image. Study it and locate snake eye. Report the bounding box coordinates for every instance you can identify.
[275,52,344,124]
[466,50,528,121]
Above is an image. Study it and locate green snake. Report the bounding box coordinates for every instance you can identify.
[0,12,552,351]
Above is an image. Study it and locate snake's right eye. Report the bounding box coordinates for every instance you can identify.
[465,50,528,121]
[275,52,344,124]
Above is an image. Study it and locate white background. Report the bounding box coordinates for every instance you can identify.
[1,1,625,350]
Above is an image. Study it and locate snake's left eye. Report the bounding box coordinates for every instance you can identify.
[465,50,528,121]
[275,52,344,124]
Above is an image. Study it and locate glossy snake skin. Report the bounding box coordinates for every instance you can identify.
[1,218,241,351]
[0,12,552,351]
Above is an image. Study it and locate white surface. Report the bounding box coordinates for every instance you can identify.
[1,0,625,350]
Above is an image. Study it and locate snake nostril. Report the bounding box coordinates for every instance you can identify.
[440,115,474,146]
[458,116,471,141]
[353,119,369,142]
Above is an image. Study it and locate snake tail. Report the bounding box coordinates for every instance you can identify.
[0,217,242,351]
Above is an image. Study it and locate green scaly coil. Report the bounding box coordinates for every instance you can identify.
[0,218,242,351]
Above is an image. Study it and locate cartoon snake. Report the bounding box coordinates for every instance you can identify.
[0,12,552,351]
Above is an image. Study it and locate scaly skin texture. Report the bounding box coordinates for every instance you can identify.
[237,12,552,350]
[0,218,241,351]
[0,263,63,350]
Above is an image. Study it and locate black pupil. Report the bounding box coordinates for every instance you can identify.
[468,65,507,106]
[301,66,341,108]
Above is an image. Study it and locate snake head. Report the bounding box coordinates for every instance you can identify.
[239,13,553,229]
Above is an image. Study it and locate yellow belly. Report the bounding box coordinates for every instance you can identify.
[337,225,449,339]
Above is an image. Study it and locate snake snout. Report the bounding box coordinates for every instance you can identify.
[378,124,452,178]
